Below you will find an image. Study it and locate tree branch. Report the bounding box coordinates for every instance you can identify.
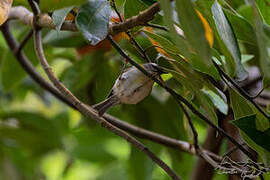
[28,1,181,179]
[110,0,151,62]
[8,2,161,35]
[107,35,255,161]
[212,60,269,120]
[0,22,220,163]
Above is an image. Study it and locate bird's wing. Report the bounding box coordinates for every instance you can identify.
[107,66,133,98]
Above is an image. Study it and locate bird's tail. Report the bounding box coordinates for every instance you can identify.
[92,96,119,116]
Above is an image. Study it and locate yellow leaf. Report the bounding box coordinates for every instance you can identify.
[196,10,213,47]
[0,0,13,25]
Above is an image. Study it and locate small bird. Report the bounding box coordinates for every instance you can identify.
[93,63,167,116]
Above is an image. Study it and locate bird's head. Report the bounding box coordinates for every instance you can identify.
[143,63,167,75]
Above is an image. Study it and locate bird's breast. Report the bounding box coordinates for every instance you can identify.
[118,80,154,104]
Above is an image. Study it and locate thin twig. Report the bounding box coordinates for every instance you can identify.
[107,35,255,161]
[14,30,33,54]
[110,0,151,62]
[28,1,181,179]
[109,2,161,35]
[178,100,221,170]
[222,143,247,158]
[212,60,270,119]
[179,103,199,150]
[8,2,161,35]
[145,23,169,31]
[144,45,166,54]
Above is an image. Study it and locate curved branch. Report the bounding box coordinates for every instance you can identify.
[0,22,74,107]
[8,2,160,34]
[109,2,160,34]
[28,1,181,179]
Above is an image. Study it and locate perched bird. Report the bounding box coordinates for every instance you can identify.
[93,63,167,116]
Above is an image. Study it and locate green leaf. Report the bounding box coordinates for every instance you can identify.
[128,145,155,180]
[0,30,38,91]
[43,31,85,47]
[71,127,115,162]
[237,5,253,25]
[240,131,270,166]
[0,111,61,154]
[97,163,127,180]
[143,30,180,54]
[211,1,247,81]
[76,0,111,45]
[52,6,74,31]
[175,0,211,67]
[189,54,219,79]
[229,88,269,132]
[251,2,270,88]
[229,88,253,119]
[202,88,228,115]
[0,111,56,132]
[167,65,218,124]
[60,54,97,92]
[255,0,270,25]
[40,0,86,12]
[241,54,254,63]
[158,0,191,59]
[1,51,24,91]
[124,0,147,19]
[232,115,270,153]
[224,9,256,45]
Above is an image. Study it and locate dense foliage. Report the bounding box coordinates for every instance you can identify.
[0,0,270,179]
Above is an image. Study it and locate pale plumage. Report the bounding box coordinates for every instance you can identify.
[93,63,166,116]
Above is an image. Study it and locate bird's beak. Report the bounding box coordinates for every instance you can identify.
[156,66,168,74]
